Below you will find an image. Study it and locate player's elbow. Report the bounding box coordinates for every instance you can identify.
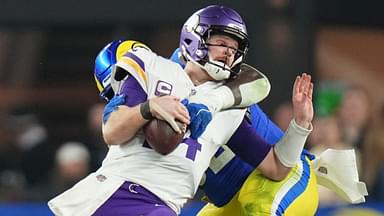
[260,162,290,181]
[103,130,118,145]
[265,167,290,181]
[258,149,291,181]
[102,126,119,145]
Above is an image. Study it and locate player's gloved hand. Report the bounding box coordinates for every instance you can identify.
[103,94,125,124]
[181,99,212,139]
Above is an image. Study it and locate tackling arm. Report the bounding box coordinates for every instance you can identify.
[188,63,271,113]
[228,73,314,180]
[102,101,147,145]
[227,117,312,181]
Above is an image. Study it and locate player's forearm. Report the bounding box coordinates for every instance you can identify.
[273,119,312,168]
[294,117,311,130]
[188,64,270,113]
[102,105,147,145]
[189,86,234,113]
[223,64,270,109]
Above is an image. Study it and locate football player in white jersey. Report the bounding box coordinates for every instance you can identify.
[48,5,314,216]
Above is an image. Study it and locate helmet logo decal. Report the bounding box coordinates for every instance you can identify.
[131,42,150,51]
[102,73,112,87]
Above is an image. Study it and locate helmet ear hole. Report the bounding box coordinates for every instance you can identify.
[114,67,129,81]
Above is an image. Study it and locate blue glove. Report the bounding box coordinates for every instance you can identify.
[182,99,212,139]
[103,94,126,124]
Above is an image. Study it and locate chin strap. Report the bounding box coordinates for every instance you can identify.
[182,46,234,81]
[312,149,368,204]
[202,52,245,81]
[202,60,232,80]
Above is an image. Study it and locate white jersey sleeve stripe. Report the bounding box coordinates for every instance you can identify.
[118,56,148,89]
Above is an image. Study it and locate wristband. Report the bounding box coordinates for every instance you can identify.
[274,119,312,167]
[140,101,153,120]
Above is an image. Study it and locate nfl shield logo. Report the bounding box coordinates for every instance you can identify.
[96,174,107,182]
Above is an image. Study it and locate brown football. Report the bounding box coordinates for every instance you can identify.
[143,119,186,155]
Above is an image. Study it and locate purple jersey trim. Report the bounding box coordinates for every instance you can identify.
[227,119,272,167]
[93,181,176,216]
[124,51,146,72]
[119,75,147,107]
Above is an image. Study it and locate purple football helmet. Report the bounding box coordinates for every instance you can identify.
[180,5,249,80]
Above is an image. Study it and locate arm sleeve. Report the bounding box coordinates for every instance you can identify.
[249,104,284,145]
[227,118,272,167]
[119,75,147,107]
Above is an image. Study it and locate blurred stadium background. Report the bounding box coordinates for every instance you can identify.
[0,0,384,215]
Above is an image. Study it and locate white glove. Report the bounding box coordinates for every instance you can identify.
[312,149,368,204]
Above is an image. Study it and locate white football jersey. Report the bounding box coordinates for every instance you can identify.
[49,47,246,215]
